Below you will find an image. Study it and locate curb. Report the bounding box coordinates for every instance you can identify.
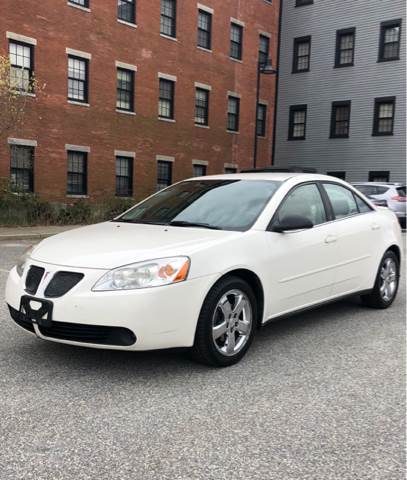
[0,233,57,241]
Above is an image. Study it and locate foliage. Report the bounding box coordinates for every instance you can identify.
[0,179,136,226]
[0,54,44,136]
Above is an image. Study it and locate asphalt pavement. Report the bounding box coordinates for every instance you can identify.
[0,239,405,480]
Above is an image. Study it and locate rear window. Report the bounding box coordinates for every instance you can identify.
[375,186,390,195]
[354,185,374,196]
[354,185,389,196]
[396,187,406,197]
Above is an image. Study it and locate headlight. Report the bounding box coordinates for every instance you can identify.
[92,257,190,291]
[16,245,34,277]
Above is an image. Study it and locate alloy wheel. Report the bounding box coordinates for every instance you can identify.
[212,289,253,357]
[379,258,397,302]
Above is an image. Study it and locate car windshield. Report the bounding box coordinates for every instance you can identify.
[117,179,282,231]
[396,186,406,197]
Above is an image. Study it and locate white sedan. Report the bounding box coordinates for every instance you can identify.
[5,172,403,366]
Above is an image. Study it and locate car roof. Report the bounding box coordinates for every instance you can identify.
[189,172,340,182]
[352,182,402,187]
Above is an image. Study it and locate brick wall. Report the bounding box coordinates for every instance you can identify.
[0,0,280,202]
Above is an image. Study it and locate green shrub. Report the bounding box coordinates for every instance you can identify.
[0,178,136,226]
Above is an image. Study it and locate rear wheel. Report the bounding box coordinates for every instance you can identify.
[192,276,257,367]
[361,251,400,309]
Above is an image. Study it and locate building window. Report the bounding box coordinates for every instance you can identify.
[335,28,356,67]
[256,104,267,137]
[116,68,135,111]
[296,0,313,6]
[159,78,175,119]
[9,41,34,92]
[227,96,240,132]
[369,171,390,182]
[378,19,402,62]
[116,156,133,197]
[327,171,346,180]
[197,10,212,50]
[160,0,176,38]
[259,35,270,66]
[330,101,351,138]
[230,23,243,60]
[293,36,311,73]
[67,151,87,195]
[68,56,88,103]
[225,167,237,174]
[157,160,172,190]
[372,97,396,136]
[195,88,209,126]
[288,105,307,140]
[69,0,89,7]
[193,164,207,177]
[118,0,135,24]
[10,145,34,193]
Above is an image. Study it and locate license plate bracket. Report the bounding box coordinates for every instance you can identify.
[20,295,54,328]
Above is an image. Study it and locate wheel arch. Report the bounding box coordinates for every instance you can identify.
[209,268,265,328]
[386,244,401,265]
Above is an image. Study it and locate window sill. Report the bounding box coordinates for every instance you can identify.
[377,57,400,63]
[372,132,394,137]
[158,117,176,123]
[226,130,240,135]
[287,137,305,141]
[13,91,36,97]
[330,135,349,139]
[334,63,354,69]
[67,2,90,12]
[160,33,178,42]
[195,124,210,129]
[292,69,310,74]
[197,46,212,53]
[230,57,243,64]
[67,194,89,198]
[117,19,137,28]
[116,109,136,115]
[68,100,90,107]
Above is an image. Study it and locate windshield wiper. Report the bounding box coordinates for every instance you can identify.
[169,220,221,230]
[114,219,166,225]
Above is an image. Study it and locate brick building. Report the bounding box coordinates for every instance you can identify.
[0,0,280,202]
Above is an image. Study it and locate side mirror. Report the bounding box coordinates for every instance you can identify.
[270,215,313,233]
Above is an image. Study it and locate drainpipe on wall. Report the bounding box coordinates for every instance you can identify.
[271,0,284,165]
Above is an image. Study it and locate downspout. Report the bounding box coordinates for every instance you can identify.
[271,0,284,165]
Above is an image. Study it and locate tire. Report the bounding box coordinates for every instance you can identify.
[361,250,400,309]
[192,276,258,367]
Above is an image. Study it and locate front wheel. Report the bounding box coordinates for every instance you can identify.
[192,276,257,367]
[361,251,400,309]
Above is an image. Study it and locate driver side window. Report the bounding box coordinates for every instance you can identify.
[277,183,327,226]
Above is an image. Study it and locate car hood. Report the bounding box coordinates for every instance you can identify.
[30,222,238,269]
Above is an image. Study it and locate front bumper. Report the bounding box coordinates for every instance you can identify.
[6,261,215,351]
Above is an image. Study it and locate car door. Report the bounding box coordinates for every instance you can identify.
[265,182,339,317]
[321,182,381,296]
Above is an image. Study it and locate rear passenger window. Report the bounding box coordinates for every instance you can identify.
[375,186,389,195]
[354,195,373,213]
[277,183,327,226]
[324,183,358,219]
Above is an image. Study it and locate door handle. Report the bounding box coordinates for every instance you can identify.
[371,223,381,231]
[324,234,338,244]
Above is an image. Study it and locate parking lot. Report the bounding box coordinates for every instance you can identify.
[0,239,405,480]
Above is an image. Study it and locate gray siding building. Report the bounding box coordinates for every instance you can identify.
[274,0,406,183]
